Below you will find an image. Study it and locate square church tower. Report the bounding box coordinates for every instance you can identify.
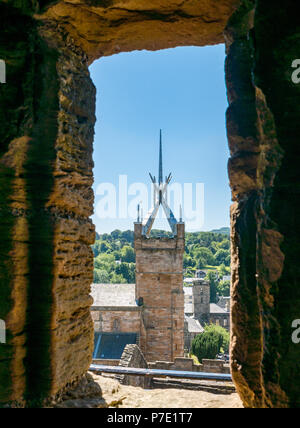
[134,130,185,362]
[134,222,185,362]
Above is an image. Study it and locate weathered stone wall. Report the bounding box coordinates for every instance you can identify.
[116,344,151,388]
[225,0,300,408]
[148,357,230,374]
[38,27,96,401]
[209,313,230,330]
[135,223,185,362]
[91,308,141,334]
[193,279,210,324]
[0,4,95,405]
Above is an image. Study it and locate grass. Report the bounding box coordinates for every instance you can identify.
[189,353,201,365]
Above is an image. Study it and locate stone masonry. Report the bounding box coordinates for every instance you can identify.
[134,222,185,362]
[193,279,210,325]
[116,344,151,388]
[90,283,141,335]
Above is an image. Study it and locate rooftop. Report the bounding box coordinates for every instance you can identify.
[185,316,204,334]
[184,303,193,315]
[210,303,228,314]
[91,283,137,307]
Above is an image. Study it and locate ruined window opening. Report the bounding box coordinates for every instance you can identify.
[113,318,121,332]
[89,45,231,364]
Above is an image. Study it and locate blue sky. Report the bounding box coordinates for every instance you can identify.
[89,45,231,234]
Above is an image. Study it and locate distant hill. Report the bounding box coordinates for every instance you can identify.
[209,227,230,236]
[92,228,230,284]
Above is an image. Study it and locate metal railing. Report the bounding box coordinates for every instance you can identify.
[89,364,232,382]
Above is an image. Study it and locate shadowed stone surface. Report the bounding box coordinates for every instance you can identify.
[226,0,300,408]
[0,2,96,406]
[37,0,241,61]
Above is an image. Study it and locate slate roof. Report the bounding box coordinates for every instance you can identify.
[91,283,137,307]
[184,303,194,315]
[210,303,228,314]
[217,296,230,310]
[185,316,204,334]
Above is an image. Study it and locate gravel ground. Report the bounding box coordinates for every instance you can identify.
[90,373,244,408]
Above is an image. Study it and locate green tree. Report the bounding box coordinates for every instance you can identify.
[120,230,134,243]
[115,262,135,283]
[196,257,207,269]
[191,326,222,362]
[193,247,215,266]
[217,240,230,250]
[94,253,115,274]
[97,240,112,253]
[110,272,127,283]
[121,245,135,263]
[217,280,230,297]
[128,263,136,283]
[217,263,230,277]
[206,270,218,303]
[215,249,230,266]
[191,324,230,362]
[93,269,110,283]
[93,229,231,287]
[183,254,196,268]
[212,324,230,353]
[111,229,122,240]
[112,250,121,261]
[225,254,231,266]
[92,240,110,257]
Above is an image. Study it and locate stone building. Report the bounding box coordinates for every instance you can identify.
[209,304,230,330]
[184,316,204,351]
[183,276,230,342]
[217,296,231,312]
[192,278,211,325]
[134,221,185,362]
[192,277,230,330]
[91,284,142,360]
[133,132,185,362]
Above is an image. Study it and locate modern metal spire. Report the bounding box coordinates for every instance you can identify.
[159,129,163,185]
[141,131,178,237]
